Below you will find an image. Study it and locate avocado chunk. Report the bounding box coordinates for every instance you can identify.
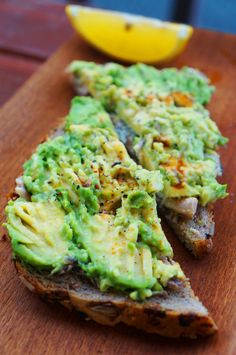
[5,201,72,270]
[65,96,115,134]
[73,207,156,291]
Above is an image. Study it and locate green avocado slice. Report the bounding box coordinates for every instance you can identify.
[5,200,72,271]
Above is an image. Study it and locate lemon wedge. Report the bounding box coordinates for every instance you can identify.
[65,5,193,63]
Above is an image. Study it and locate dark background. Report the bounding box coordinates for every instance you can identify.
[67,0,236,34]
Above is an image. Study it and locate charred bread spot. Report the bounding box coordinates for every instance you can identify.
[144,308,166,326]
[52,290,68,300]
[179,313,198,327]
[40,293,55,303]
[76,311,87,319]
[153,309,166,318]
[205,233,212,240]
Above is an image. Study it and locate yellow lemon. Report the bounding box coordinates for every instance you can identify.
[65,5,193,63]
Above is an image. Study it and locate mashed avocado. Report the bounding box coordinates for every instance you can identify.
[69,61,228,205]
[69,61,215,105]
[5,97,184,300]
[65,96,115,133]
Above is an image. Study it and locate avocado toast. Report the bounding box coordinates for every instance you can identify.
[4,97,216,338]
[68,61,228,257]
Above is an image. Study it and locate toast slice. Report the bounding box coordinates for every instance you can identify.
[4,97,217,338]
[15,260,216,338]
[114,118,215,257]
[67,61,227,257]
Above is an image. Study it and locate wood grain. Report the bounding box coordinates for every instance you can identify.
[0,54,40,105]
[0,31,236,355]
[0,0,73,60]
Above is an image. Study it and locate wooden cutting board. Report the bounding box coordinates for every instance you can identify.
[0,31,236,355]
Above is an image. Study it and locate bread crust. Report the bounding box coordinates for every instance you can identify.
[15,261,217,338]
[160,204,214,258]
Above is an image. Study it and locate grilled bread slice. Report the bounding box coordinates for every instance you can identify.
[15,261,217,338]
[5,97,217,338]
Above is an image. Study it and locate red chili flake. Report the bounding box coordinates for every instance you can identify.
[83,179,92,187]
[173,182,184,189]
